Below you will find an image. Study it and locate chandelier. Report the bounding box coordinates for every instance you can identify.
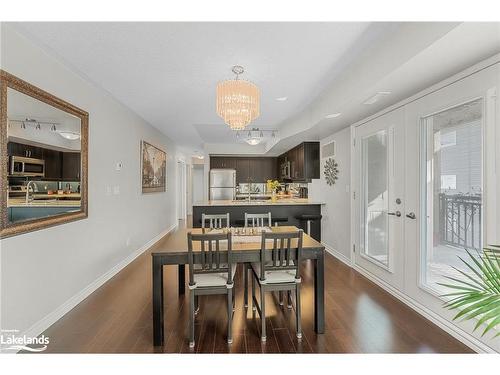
[216,65,260,130]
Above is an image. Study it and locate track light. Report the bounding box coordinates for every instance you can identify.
[50,124,57,131]
[35,122,41,130]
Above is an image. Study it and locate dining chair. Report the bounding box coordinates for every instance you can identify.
[249,230,304,342]
[243,212,272,308]
[244,212,272,228]
[187,231,235,348]
[201,213,230,229]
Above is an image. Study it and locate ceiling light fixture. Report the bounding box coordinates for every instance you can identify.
[325,113,341,119]
[363,91,391,105]
[276,97,287,102]
[58,131,80,140]
[50,124,57,132]
[245,137,262,146]
[216,65,260,130]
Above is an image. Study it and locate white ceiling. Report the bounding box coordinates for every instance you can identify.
[11,22,374,150]
[9,22,500,157]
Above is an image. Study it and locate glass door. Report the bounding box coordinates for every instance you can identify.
[354,107,406,291]
[420,99,484,294]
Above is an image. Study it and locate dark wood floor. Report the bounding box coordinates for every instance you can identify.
[36,219,473,353]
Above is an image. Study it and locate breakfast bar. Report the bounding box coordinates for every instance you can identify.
[192,199,324,241]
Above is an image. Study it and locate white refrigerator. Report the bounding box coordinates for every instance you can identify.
[209,169,236,200]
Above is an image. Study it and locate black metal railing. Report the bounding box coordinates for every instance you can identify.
[439,193,482,251]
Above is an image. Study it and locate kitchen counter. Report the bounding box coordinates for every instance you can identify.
[194,198,325,206]
[8,198,82,208]
[193,198,324,241]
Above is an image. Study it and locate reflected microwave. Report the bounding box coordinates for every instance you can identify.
[10,156,45,177]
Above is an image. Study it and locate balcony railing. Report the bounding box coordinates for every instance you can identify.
[439,193,482,251]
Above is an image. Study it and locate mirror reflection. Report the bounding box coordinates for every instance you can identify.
[7,87,82,223]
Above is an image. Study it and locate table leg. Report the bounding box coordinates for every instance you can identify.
[153,256,164,346]
[314,252,325,334]
[178,264,185,295]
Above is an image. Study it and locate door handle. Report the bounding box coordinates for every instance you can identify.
[406,212,416,219]
[388,211,401,217]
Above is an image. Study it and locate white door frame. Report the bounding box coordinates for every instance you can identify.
[177,160,187,221]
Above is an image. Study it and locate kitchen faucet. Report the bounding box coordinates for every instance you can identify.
[26,180,37,204]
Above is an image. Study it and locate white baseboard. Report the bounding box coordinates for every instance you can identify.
[18,223,178,347]
[352,264,495,353]
[323,243,352,267]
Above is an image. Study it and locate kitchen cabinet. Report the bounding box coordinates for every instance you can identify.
[62,152,81,181]
[278,141,319,182]
[8,142,43,159]
[235,158,250,183]
[210,156,278,183]
[44,149,62,180]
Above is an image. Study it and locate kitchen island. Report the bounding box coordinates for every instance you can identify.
[7,194,81,222]
[193,199,324,241]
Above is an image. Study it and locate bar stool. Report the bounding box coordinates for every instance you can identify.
[295,214,322,236]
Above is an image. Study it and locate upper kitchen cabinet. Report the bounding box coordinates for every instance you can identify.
[62,152,81,181]
[210,156,278,183]
[278,141,320,182]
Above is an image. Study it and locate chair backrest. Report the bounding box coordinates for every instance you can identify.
[201,213,230,229]
[258,230,303,282]
[244,212,272,228]
[187,231,233,287]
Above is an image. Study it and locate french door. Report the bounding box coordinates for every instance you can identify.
[353,62,499,349]
[354,107,406,291]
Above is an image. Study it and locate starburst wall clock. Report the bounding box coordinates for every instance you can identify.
[324,158,339,186]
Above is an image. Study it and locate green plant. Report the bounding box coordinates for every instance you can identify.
[438,245,500,338]
[266,179,280,193]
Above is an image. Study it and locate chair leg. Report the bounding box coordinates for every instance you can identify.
[194,295,200,315]
[189,291,195,348]
[260,287,266,342]
[287,291,293,309]
[279,291,284,306]
[227,289,233,344]
[251,273,256,312]
[244,264,248,308]
[295,285,302,340]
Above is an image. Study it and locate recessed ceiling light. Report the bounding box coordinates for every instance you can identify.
[276,97,288,102]
[363,91,391,105]
[325,113,341,119]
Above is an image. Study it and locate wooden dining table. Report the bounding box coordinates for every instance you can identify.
[150,225,325,346]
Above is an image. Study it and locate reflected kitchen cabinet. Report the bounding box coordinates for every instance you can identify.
[44,148,62,180]
[62,152,81,181]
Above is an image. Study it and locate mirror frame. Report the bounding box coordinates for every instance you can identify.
[0,70,89,238]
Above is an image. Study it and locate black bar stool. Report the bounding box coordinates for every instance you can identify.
[295,214,322,236]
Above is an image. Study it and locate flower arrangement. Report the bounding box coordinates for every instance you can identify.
[267,180,280,202]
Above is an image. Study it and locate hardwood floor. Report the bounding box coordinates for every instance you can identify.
[35,219,473,353]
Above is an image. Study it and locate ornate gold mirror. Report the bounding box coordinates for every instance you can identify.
[0,70,88,238]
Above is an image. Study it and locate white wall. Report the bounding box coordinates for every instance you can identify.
[309,127,352,264]
[0,25,179,337]
[192,165,204,206]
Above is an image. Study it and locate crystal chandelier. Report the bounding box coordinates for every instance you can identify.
[216,65,260,130]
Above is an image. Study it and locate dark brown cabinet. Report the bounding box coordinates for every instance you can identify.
[62,152,81,181]
[44,149,62,180]
[8,142,43,159]
[210,156,278,183]
[7,141,81,181]
[278,141,319,182]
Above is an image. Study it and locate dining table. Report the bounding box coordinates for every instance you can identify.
[150,225,325,346]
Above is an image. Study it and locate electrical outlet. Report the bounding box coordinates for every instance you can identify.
[113,186,120,195]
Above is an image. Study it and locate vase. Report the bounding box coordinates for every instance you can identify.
[271,191,277,202]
